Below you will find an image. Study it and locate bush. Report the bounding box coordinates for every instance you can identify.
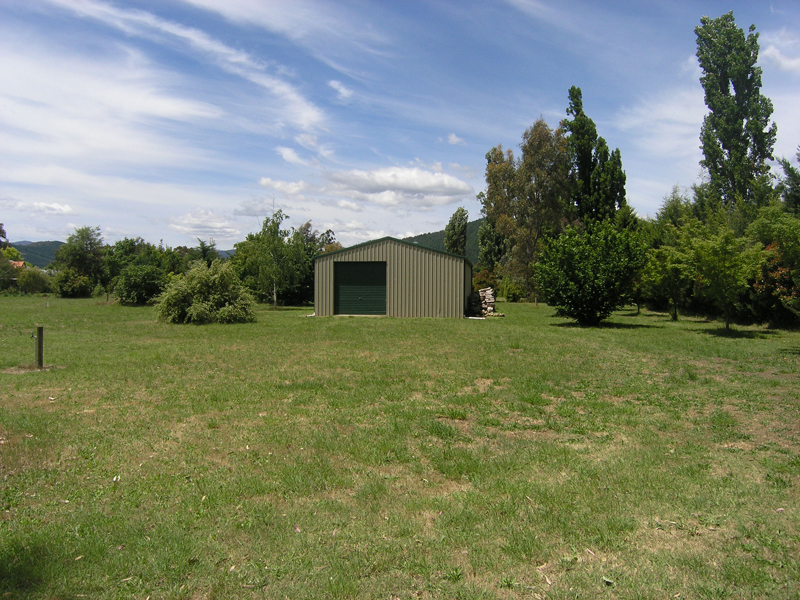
[504,283,523,303]
[472,268,498,292]
[536,221,647,326]
[16,268,51,294]
[155,260,256,324]
[53,268,94,298]
[0,256,15,291]
[115,264,166,305]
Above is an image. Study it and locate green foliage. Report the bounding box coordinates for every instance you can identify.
[778,148,800,215]
[53,226,106,293]
[476,218,507,272]
[691,226,761,329]
[0,222,6,249]
[231,212,312,307]
[444,207,468,256]
[537,221,648,325]
[115,264,166,305]
[479,118,572,297]
[52,267,95,298]
[2,246,23,262]
[471,268,497,292]
[404,219,482,265]
[154,260,255,324]
[16,268,51,294]
[282,221,337,306]
[563,86,627,223]
[641,246,693,320]
[0,255,15,290]
[748,205,800,323]
[695,12,776,207]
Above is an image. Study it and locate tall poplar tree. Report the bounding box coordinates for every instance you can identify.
[695,12,776,207]
[444,207,468,256]
[562,86,627,223]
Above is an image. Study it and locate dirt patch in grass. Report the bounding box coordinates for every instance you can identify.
[1,365,65,374]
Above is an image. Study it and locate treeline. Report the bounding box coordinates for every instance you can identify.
[469,11,800,327]
[0,213,343,312]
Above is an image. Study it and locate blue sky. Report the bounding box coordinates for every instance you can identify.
[2,1,799,248]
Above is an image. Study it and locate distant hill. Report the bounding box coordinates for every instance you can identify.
[10,240,63,268]
[403,218,483,265]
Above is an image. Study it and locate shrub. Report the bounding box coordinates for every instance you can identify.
[0,256,15,291]
[16,268,51,294]
[536,221,647,326]
[504,283,523,303]
[53,268,94,298]
[115,264,166,305]
[472,268,498,292]
[155,260,256,324]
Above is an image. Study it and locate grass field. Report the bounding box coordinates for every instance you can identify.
[1,297,799,599]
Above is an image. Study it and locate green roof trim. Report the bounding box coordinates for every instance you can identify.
[315,236,473,267]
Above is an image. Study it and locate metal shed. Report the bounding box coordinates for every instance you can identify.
[314,237,473,318]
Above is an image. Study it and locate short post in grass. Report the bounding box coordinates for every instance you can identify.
[35,325,43,369]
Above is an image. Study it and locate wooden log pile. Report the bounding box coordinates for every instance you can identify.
[479,287,504,317]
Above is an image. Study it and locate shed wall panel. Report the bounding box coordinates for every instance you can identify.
[315,238,470,318]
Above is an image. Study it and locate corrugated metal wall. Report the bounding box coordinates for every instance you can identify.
[315,238,471,318]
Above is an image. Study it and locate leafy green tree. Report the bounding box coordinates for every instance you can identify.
[155,260,255,324]
[562,86,627,223]
[536,221,647,326]
[641,246,694,321]
[478,119,572,297]
[777,147,800,215]
[52,268,94,298]
[444,207,468,256]
[194,239,219,267]
[0,255,14,290]
[695,12,776,208]
[16,268,51,294]
[0,223,7,250]
[2,246,23,262]
[115,264,167,305]
[691,226,761,329]
[231,211,308,307]
[52,226,107,296]
[748,205,800,323]
[282,221,337,305]
[476,219,508,273]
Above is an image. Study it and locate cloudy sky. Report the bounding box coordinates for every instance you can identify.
[2,1,799,248]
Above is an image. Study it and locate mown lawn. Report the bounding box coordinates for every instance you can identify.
[1,296,799,599]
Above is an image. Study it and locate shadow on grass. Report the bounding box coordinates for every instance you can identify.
[551,320,658,330]
[780,346,800,356]
[700,327,779,340]
[0,539,51,596]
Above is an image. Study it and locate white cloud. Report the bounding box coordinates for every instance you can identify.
[258,177,308,195]
[46,0,324,131]
[447,133,466,145]
[276,146,308,166]
[32,202,76,215]
[336,199,363,211]
[326,166,473,208]
[0,196,73,215]
[329,80,354,100]
[615,88,706,160]
[763,45,800,74]
[178,0,391,75]
[168,209,240,241]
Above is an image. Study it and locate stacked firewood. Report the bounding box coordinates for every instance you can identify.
[479,287,504,317]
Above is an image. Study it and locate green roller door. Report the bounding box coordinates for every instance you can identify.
[334,262,386,315]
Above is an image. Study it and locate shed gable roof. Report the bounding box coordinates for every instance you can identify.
[315,236,472,266]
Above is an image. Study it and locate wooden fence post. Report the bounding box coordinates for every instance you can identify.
[35,326,43,369]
